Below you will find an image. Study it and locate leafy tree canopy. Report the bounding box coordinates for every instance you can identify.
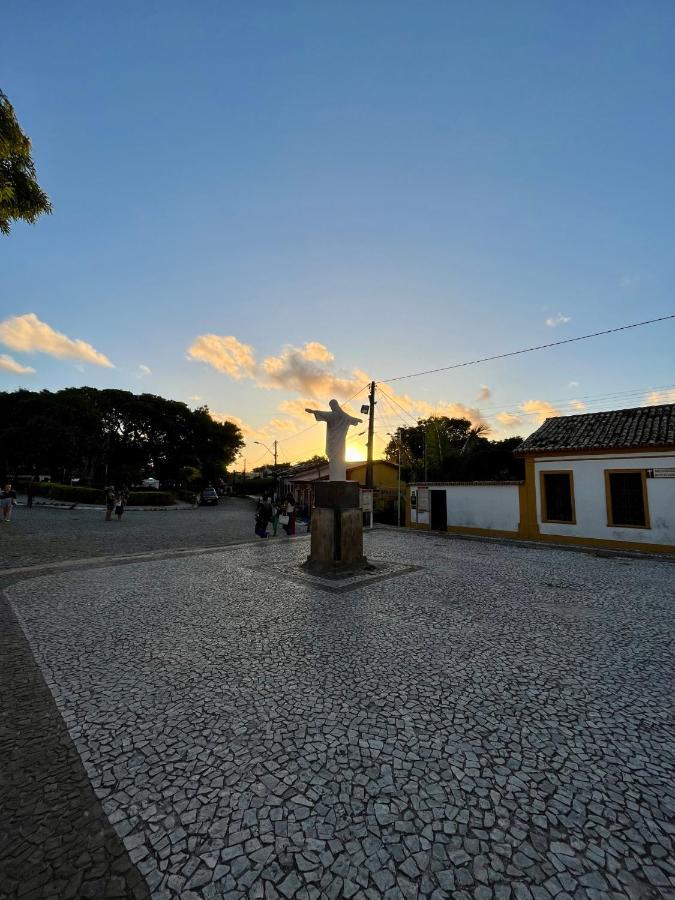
[0,91,52,234]
[383,416,524,482]
[0,387,244,487]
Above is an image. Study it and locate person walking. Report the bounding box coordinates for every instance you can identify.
[282,493,296,536]
[104,485,116,521]
[115,487,128,521]
[271,498,280,537]
[26,479,35,510]
[1,483,17,522]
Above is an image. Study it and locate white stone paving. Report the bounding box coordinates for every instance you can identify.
[8,531,675,900]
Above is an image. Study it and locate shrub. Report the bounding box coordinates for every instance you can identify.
[29,482,105,504]
[20,482,176,506]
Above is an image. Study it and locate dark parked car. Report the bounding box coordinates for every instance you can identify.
[200,487,219,506]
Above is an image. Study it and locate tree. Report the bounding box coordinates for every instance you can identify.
[0,90,52,234]
[0,388,244,487]
[383,416,524,482]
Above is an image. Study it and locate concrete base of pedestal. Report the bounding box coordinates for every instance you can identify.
[310,507,366,566]
[307,480,367,570]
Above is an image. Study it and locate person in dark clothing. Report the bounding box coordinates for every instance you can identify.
[26,480,35,510]
[1,484,17,522]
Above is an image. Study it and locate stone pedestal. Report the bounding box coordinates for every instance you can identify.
[306,480,366,571]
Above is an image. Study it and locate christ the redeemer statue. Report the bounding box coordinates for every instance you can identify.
[306,399,362,481]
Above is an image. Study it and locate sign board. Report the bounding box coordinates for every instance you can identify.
[649,467,675,478]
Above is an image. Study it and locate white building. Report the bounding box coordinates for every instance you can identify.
[516,402,675,553]
[408,403,675,554]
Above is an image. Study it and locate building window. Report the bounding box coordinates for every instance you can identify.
[605,470,650,528]
[540,471,575,524]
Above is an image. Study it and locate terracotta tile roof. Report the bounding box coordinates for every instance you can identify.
[515,403,675,454]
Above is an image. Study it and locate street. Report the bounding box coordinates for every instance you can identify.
[0,498,261,571]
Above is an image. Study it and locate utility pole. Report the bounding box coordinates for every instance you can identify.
[273,439,278,499]
[366,381,376,489]
[396,428,402,527]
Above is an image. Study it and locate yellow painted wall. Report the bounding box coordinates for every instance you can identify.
[348,462,403,490]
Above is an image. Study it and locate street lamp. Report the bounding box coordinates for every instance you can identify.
[387,430,402,527]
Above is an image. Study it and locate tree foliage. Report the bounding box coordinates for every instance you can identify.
[0,387,244,487]
[384,416,524,481]
[0,91,52,234]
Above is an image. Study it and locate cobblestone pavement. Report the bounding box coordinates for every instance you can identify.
[4,531,675,899]
[0,498,261,570]
[0,594,149,900]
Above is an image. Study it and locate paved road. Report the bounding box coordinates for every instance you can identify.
[4,531,674,899]
[0,498,263,570]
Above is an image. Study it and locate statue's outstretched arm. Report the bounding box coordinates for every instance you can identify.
[306,408,330,422]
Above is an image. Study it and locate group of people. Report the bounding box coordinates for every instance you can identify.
[104,486,128,521]
[255,493,297,539]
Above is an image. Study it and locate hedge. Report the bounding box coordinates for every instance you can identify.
[21,482,176,506]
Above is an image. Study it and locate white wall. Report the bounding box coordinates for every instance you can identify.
[535,452,675,547]
[411,484,521,532]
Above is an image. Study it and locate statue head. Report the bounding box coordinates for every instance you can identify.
[329,399,340,412]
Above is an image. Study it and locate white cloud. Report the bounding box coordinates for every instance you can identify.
[260,343,365,398]
[520,399,562,423]
[0,353,35,374]
[496,411,523,427]
[186,334,256,379]
[545,313,571,328]
[619,275,640,289]
[645,389,675,405]
[138,364,151,377]
[568,380,579,388]
[476,385,491,401]
[0,313,114,367]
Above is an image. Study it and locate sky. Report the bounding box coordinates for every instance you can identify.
[2,0,674,468]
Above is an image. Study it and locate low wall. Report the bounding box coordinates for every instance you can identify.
[408,482,522,535]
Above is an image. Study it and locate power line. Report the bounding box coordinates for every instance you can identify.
[381,382,675,426]
[379,314,675,384]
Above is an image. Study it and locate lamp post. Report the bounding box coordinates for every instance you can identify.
[387,430,402,527]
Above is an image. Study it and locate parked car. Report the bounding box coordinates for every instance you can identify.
[141,477,160,490]
[200,487,219,506]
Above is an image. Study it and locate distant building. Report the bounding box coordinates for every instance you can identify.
[408,404,675,554]
[279,459,404,525]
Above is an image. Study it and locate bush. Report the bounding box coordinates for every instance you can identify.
[27,482,105,504]
[127,491,175,506]
[20,482,175,506]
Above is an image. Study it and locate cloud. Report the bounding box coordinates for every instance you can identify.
[569,400,586,411]
[568,380,579,388]
[496,411,523,427]
[545,313,571,328]
[520,399,562,423]
[186,334,256,379]
[260,343,366,398]
[278,397,316,420]
[138,364,151,377]
[619,275,640,289]
[0,353,35,374]
[645,389,675,405]
[476,385,491,402]
[187,332,369,401]
[0,313,114,367]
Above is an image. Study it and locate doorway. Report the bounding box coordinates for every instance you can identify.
[430,490,447,531]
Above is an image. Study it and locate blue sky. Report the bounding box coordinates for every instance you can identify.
[2,0,674,464]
